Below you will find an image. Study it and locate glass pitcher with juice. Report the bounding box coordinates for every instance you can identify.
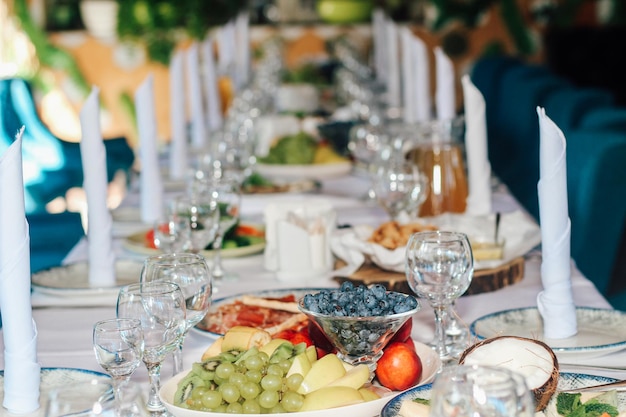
[405,117,468,217]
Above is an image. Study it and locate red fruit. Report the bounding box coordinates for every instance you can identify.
[388,318,413,345]
[375,342,423,391]
[144,229,157,249]
[307,320,336,354]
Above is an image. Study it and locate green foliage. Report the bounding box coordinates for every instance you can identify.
[556,391,619,417]
[557,393,583,416]
[258,132,318,165]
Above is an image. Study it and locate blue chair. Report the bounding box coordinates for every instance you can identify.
[579,107,626,132]
[27,211,85,273]
[543,87,615,133]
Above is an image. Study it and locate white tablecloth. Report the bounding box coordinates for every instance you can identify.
[1,173,624,406]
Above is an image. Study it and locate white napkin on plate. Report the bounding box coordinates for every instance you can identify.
[385,18,401,108]
[79,87,116,286]
[435,47,456,120]
[135,74,164,224]
[0,129,41,414]
[400,27,416,123]
[217,21,236,75]
[462,75,492,216]
[185,42,207,149]
[235,11,250,89]
[536,107,577,339]
[412,34,432,122]
[372,8,387,83]
[201,36,223,132]
[168,49,188,180]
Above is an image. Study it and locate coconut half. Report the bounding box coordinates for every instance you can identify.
[459,336,559,411]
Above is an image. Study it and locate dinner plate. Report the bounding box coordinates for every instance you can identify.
[380,372,626,417]
[0,367,110,417]
[122,228,266,259]
[31,259,142,297]
[255,161,352,181]
[470,307,626,360]
[160,341,440,417]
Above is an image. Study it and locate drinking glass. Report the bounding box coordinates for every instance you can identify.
[373,156,428,221]
[93,318,144,412]
[430,364,535,417]
[140,253,212,375]
[173,194,219,254]
[152,212,191,253]
[405,231,474,363]
[116,282,186,415]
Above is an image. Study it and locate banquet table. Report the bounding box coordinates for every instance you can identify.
[1,172,625,415]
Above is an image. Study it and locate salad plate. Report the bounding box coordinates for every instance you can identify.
[470,307,626,360]
[255,161,352,181]
[0,367,110,417]
[380,372,626,417]
[31,259,142,297]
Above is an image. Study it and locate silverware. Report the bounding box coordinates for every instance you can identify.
[494,212,501,244]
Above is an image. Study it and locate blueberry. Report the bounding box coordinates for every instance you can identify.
[371,284,386,300]
[364,293,377,309]
[340,281,354,292]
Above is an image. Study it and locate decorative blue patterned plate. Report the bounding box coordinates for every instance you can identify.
[470,307,626,360]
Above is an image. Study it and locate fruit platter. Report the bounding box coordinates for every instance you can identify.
[164,284,441,416]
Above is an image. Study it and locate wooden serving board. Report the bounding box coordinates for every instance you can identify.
[333,257,525,296]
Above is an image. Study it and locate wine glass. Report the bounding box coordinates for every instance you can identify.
[405,231,474,363]
[93,318,144,412]
[152,211,191,253]
[430,364,535,417]
[140,253,212,375]
[191,176,242,282]
[116,282,186,415]
[172,194,219,254]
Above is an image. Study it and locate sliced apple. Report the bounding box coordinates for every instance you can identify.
[327,364,370,390]
[259,338,290,357]
[305,345,317,364]
[286,351,312,378]
[300,386,364,411]
[359,387,381,402]
[297,353,346,395]
[201,337,223,361]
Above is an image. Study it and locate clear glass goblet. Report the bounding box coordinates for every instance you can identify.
[141,252,212,375]
[405,231,474,363]
[152,212,191,253]
[173,194,219,254]
[430,364,535,417]
[93,318,144,412]
[373,157,428,221]
[116,282,186,415]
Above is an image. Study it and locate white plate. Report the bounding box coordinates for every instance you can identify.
[122,228,266,259]
[31,260,142,297]
[255,161,352,181]
[160,341,440,417]
[0,367,110,417]
[380,372,626,417]
[470,307,626,360]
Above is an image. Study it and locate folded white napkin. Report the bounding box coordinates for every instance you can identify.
[400,27,416,124]
[235,11,250,89]
[372,8,387,83]
[79,87,116,286]
[201,36,223,132]
[264,199,336,281]
[462,75,492,216]
[185,42,207,149]
[169,49,188,180]
[217,21,236,75]
[135,74,164,224]
[412,34,431,122]
[435,47,456,120]
[0,129,41,413]
[385,18,401,108]
[536,107,577,339]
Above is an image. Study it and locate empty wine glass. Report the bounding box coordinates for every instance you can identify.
[152,211,191,253]
[93,318,144,413]
[116,282,186,415]
[141,253,212,375]
[405,231,474,363]
[173,194,219,254]
[430,364,535,417]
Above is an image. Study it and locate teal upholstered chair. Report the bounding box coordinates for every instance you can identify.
[579,107,626,131]
[27,211,85,273]
[543,87,614,132]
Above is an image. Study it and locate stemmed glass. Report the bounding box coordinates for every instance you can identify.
[92,318,144,413]
[116,282,186,415]
[152,210,191,253]
[172,194,219,254]
[430,364,535,417]
[405,231,474,363]
[140,253,212,375]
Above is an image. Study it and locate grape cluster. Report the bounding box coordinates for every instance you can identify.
[177,346,305,413]
[301,282,418,317]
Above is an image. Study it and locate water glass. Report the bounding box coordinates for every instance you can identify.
[152,212,191,253]
[173,194,219,254]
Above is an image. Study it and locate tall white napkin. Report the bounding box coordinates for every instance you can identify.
[412,35,432,122]
[385,18,401,108]
[0,129,41,413]
[201,36,223,132]
[435,47,456,120]
[372,8,387,83]
[462,75,492,215]
[169,49,188,180]
[217,21,236,75]
[400,27,416,123]
[536,107,577,339]
[79,87,116,286]
[185,42,207,149]
[235,11,251,89]
[135,74,164,224]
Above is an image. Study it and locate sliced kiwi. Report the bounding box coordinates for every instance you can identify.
[192,361,217,381]
[173,373,206,406]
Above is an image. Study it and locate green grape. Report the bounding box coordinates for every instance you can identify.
[213,375,227,385]
[226,402,243,413]
[266,364,284,377]
[268,403,286,414]
[286,373,304,391]
[200,390,222,409]
[261,374,282,391]
[278,359,292,374]
[218,382,240,404]
[190,386,209,400]
[258,351,270,364]
[240,381,261,400]
[245,369,262,383]
[242,398,261,414]
[244,354,264,371]
[215,362,235,379]
[186,398,202,410]
[258,390,279,409]
[229,371,246,387]
[213,404,228,412]
[281,390,304,412]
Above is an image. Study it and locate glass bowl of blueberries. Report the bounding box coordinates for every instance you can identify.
[298,282,419,373]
